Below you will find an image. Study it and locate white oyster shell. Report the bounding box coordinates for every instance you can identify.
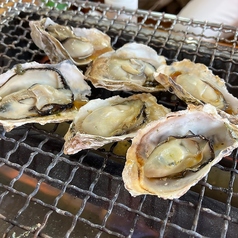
[0,60,91,131]
[122,104,238,199]
[154,59,238,115]
[64,93,171,154]
[0,110,78,133]
[29,17,113,65]
[85,42,167,92]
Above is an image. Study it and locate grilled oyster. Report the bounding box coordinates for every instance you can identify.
[64,93,171,154]
[0,60,91,131]
[122,104,238,199]
[29,17,113,66]
[85,43,166,92]
[154,59,238,115]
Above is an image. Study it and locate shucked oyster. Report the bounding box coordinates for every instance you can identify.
[122,104,238,199]
[154,59,238,115]
[29,17,113,65]
[85,43,166,92]
[64,93,170,154]
[0,60,91,131]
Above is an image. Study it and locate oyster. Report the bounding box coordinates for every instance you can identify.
[64,93,171,154]
[0,60,91,131]
[29,17,113,65]
[154,59,238,115]
[85,42,167,92]
[122,104,238,199]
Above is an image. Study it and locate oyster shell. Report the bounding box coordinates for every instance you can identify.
[0,60,91,131]
[122,104,238,199]
[154,59,238,115]
[64,93,171,154]
[29,17,113,65]
[85,42,167,92]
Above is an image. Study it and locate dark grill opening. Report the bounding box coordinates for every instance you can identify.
[0,1,238,237]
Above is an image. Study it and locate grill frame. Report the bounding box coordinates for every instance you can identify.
[0,1,238,237]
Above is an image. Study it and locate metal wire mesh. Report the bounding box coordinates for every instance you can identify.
[0,1,238,237]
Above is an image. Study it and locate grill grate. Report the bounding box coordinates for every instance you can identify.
[0,1,238,237]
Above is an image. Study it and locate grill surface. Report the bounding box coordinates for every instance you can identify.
[0,1,238,237]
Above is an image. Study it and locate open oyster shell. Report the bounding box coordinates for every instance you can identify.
[85,42,167,92]
[154,59,238,115]
[64,93,171,154]
[122,104,238,199]
[29,17,113,66]
[0,60,91,131]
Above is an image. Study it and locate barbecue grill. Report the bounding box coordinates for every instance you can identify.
[0,1,238,237]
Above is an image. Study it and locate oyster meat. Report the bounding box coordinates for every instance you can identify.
[122,104,238,199]
[85,42,167,92]
[0,60,91,131]
[64,93,171,154]
[154,59,238,115]
[29,17,113,66]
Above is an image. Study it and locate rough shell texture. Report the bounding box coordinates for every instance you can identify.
[85,42,167,92]
[122,104,238,199]
[64,93,171,154]
[29,17,113,65]
[154,59,238,115]
[0,60,91,131]
[0,110,78,132]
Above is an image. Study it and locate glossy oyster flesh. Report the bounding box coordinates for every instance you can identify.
[0,60,91,131]
[154,59,238,115]
[64,93,171,154]
[85,42,167,92]
[0,84,72,119]
[29,17,113,65]
[122,104,238,199]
